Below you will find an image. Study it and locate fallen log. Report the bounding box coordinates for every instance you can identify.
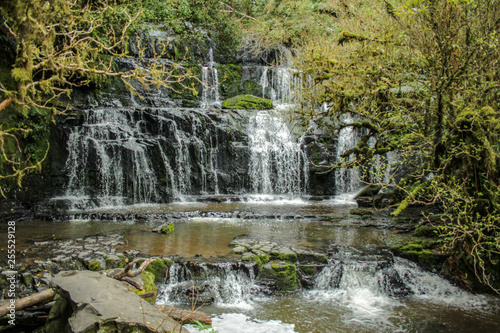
[155,305,212,325]
[0,289,55,318]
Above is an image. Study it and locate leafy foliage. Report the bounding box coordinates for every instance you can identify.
[261,0,500,292]
[0,0,197,196]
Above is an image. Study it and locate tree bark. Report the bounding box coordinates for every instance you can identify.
[0,289,55,318]
[0,97,12,112]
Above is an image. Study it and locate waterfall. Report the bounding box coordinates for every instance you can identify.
[157,262,260,308]
[259,66,269,99]
[248,111,308,196]
[200,48,221,109]
[335,113,363,194]
[59,107,230,208]
[64,108,159,208]
[312,255,484,308]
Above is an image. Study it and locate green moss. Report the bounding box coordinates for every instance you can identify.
[132,271,157,304]
[160,223,175,234]
[270,263,299,291]
[299,265,317,276]
[218,64,243,99]
[89,261,103,271]
[277,252,298,263]
[242,252,269,265]
[145,258,168,283]
[222,94,273,110]
[414,224,436,237]
[242,79,261,96]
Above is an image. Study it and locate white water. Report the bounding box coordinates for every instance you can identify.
[160,254,500,333]
[200,48,221,109]
[335,113,363,194]
[63,108,158,208]
[248,111,308,196]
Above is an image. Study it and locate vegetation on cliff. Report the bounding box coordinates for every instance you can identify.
[0,0,498,292]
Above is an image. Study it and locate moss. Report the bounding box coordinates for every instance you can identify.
[242,252,269,265]
[414,224,436,237]
[270,263,299,291]
[299,265,317,276]
[160,223,175,235]
[145,258,168,283]
[218,64,243,99]
[89,261,103,271]
[277,252,298,263]
[391,240,443,270]
[242,79,262,96]
[222,94,273,110]
[132,271,157,304]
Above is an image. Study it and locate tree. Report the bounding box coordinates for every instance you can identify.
[0,0,194,196]
[294,0,500,292]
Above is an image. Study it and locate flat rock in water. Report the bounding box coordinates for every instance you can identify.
[51,270,188,332]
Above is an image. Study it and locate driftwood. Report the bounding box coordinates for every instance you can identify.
[112,258,155,281]
[155,305,212,325]
[0,289,55,318]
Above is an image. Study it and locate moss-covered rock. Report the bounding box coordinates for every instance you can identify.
[145,258,168,283]
[160,223,175,234]
[414,224,437,237]
[218,64,243,99]
[271,263,299,291]
[299,264,318,276]
[222,94,273,110]
[89,261,104,271]
[243,79,261,96]
[385,234,444,271]
[132,271,157,304]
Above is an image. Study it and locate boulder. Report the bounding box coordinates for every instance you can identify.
[48,270,188,333]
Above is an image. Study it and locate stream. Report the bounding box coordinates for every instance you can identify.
[6,197,500,332]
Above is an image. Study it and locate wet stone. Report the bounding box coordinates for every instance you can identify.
[233,246,247,254]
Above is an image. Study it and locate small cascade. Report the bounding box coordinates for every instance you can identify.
[259,66,269,99]
[335,113,363,194]
[248,111,308,196]
[157,262,260,307]
[200,48,221,109]
[312,254,482,306]
[64,108,159,208]
[59,107,232,208]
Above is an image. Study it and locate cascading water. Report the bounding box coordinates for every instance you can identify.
[200,48,221,109]
[158,262,260,308]
[63,108,159,208]
[335,113,363,194]
[247,111,308,196]
[59,107,232,208]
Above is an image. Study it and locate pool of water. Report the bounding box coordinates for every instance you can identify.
[5,197,500,333]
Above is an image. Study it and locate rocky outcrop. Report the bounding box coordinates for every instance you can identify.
[48,270,188,333]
